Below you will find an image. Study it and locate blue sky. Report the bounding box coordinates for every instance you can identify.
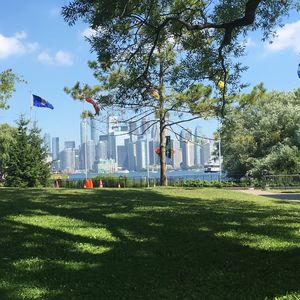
[0,2,300,147]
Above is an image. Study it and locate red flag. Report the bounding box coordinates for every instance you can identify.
[85,96,100,115]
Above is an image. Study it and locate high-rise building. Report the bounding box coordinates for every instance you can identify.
[52,137,59,160]
[141,116,149,136]
[64,141,75,149]
[136,139,147,171]
[151,122,159,141]
[80,120,88,146]
[43,133,51,153]
[149,139,159,166]
[180,129,194,169]
[194,126,203,167]
[127,141,137,171]
[171,139,182,169]
[86,140,96,171]
[107,116,118,134]
[90,117,98,141]
[128,121,138,142]
[61,148,76,173]
[201,139,213,165]
[96,141,108,161]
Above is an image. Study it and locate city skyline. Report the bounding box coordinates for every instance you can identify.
[47,115,218,174]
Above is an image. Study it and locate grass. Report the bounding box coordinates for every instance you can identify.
[0,187,299,300]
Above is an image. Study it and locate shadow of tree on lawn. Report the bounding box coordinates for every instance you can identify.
[0,188,299,299]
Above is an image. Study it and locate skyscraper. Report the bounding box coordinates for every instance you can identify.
[80,120,88,146]
[64,141,75,149]
[107,115,118,133]
[90,117,98,141]
[61,148,76,173]
[194,126,203,167]
[128,120,138,142]
[141,116,149,136]
[52,137,59,160]
[43,133,51,153]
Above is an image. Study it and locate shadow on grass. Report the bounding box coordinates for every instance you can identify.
[0,188,299,299]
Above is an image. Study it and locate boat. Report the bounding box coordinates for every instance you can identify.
[204,161,220,173]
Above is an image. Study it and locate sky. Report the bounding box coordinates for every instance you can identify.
[0,1,300,148]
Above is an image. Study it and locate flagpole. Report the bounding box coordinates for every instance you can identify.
[83,98,88,180]
[29,91,33,124]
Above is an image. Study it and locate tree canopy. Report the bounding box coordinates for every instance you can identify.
[0,123,17,183]
[5,117,51,187]
[0,69,24,110]
[62,0,299,99]
[221,86,300,180]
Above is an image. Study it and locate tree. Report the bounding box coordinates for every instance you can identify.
[0,124,17,183]
[5,117,51,187]
[62,0,299,183]
[65,41,214,185]
[221,86,300,180]
[0,69,24,110]
[62,0,299,104]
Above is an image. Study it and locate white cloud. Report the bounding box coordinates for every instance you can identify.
[265,20,300,53]
[55,51,73,66]
[81,27,97,39]
[0,31,38,59]
[38,50,74,66]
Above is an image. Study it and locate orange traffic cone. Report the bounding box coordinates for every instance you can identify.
[99,179,103,188]
[90,179,94,188]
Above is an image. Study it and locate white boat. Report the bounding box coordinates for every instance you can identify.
[204,162,220,173]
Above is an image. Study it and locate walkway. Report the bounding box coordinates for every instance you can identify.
[236,188,300,203]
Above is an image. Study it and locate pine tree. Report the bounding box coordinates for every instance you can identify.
[5,117,51,187]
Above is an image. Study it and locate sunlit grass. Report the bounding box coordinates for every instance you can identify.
[0,187,299,299]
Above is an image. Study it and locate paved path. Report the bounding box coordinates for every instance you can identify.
[236,189,300,203]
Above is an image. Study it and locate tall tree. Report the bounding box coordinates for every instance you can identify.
[221,86,300,180]
[0,69,24,110]
[65,41,214,185]
[5,117,51,187]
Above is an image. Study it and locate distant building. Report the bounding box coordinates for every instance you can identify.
[90,117,98,141]
[94,159,117,173]
[43,133,51,153]
[61,148,76,173]
[64,141,75,149]
[52,137,59,160]
[80,120,88,146]
[194,126,203,167]
[136,139,147,171]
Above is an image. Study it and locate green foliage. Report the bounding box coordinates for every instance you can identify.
[173,179,243,188]
[222,86,300,180]
[5,117,51,187]
[0,69,25,110]
[62,1,299,100]
[0,124,17,183]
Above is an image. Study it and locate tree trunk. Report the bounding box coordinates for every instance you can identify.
[159,115,167,186]
[157,47,167,186]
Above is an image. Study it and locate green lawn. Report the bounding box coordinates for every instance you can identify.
[0,187,299,299]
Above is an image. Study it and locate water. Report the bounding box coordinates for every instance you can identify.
[68,170,223,181]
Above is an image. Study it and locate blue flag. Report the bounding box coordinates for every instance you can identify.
[33,94,54,110]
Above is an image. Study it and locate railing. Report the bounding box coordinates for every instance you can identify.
[263,174,300,189]
[50,173,230,189]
